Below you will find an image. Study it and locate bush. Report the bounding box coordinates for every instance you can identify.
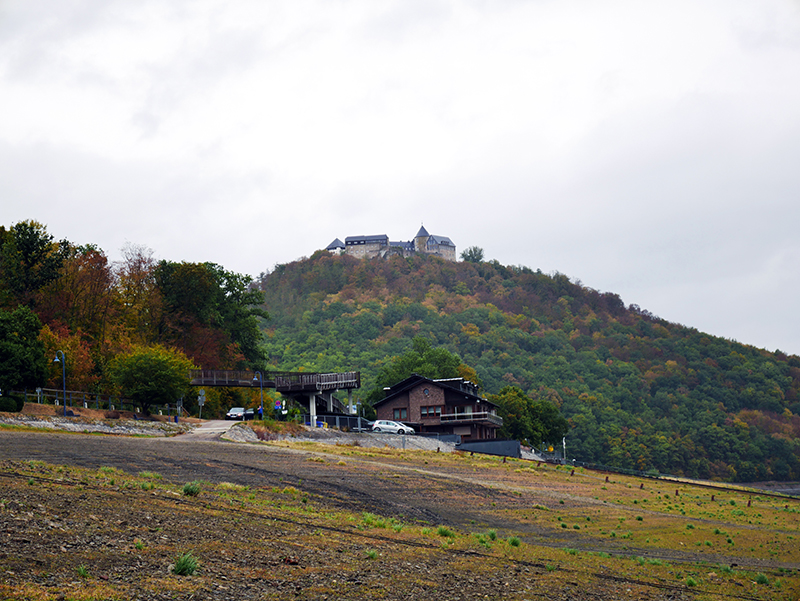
[173,552,198,576]
[182,481,201,497]
[0,394,24,412]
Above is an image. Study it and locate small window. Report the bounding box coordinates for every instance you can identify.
[435,406,442,416]
[393,408,407,420]
[421,407,428,417]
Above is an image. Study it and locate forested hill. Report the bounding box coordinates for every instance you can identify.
[257,251,800,482]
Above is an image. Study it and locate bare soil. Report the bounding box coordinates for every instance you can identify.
[0,412,798,600]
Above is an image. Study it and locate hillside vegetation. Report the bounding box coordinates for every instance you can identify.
[258,251,800,482]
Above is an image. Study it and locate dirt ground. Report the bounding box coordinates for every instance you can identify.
[1,413,798,600]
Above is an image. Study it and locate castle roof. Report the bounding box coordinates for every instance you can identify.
[415,224,429,238]
[428,235,454,247]
[325,238,345,250]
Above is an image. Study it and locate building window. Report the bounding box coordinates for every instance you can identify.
[393,408,407,420]
[435,406,442,416]
[421,407,428,417]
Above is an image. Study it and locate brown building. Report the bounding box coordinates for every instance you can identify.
[373,374,502,440]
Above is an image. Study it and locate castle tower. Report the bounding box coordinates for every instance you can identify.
[414,224,429,253]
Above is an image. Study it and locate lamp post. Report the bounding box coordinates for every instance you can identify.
[253,371,263,420]
[53,350,66,417]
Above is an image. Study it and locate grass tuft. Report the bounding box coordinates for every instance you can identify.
[182,481,201,497]
[173,552,198,576]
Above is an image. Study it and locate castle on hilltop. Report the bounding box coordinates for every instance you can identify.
[325,225,456,261]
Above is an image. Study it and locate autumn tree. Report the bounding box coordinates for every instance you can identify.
[114,243,161,345]
[36,244,118,342]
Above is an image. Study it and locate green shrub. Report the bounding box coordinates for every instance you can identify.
[182,481,201,497]
[0,395,24,413]
[508,536,521,547]
[173,552,198,576]
[755,573,769,585]
[686,577,697,587]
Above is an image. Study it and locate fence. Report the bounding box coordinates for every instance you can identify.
[7,388,186,417]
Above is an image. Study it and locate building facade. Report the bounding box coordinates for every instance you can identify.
[373,374,502,440]
[326,225,456,261]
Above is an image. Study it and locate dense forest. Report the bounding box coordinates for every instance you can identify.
[257,250,800,482]
[0,221,267,416]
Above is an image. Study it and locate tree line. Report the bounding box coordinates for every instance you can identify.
[0,221,266,415]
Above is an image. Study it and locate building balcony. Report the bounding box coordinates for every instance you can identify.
[439,411,503,427]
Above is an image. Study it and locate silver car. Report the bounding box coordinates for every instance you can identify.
[371,420,414,435]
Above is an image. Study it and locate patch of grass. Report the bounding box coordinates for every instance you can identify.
[686,576,697,587]
[437,526,454,538]
[217,482,247,491]
[182,481,201,497]
[173,552,198,576]
[138,471,162,480]
[134,539,144,550]
[364,549,377,560]
[76,564,89,578]
[488,529,497,541]
[508,536,521,547]
[755,573,769,585]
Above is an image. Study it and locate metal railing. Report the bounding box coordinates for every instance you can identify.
[439,411,503,426]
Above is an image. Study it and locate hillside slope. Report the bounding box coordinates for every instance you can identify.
[257,252,800,482]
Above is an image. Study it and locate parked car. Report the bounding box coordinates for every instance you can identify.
[225,407,246,420]
[244,408,255,420]
[371,420,414,435]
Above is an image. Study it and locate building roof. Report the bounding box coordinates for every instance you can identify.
[374,374,496,408]
[428,235,454,247]
[345,234,389,245]
[325,238,345,250]
[415,224,430,238]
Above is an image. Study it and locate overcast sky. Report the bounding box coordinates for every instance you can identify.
[2,0,800,355]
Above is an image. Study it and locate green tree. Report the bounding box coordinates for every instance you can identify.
[0,221,69,308]
[154,261,268,368]
[490,386,569,446]
[460,246,485,263]
[108,345,196,415]
[0,306,47,393]
[367,336,472,402]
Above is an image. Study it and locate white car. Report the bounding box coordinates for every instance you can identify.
[371,420,414,435]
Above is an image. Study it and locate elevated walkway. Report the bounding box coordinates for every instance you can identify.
[188,370,360,419]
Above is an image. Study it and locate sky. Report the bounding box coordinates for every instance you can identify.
[2,0,800,355]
